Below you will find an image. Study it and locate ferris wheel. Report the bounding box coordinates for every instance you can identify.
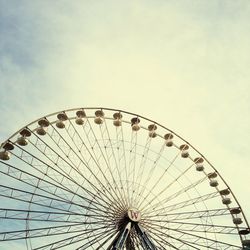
[0,107,249,249]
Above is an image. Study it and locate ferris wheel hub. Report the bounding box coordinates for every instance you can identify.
[127,208,141,222]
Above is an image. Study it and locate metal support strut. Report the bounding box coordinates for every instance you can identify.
[107,222,157,250]
[107,222,132,250]
[135,224,157,250]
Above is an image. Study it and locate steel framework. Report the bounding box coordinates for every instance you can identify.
[0,107,249,249]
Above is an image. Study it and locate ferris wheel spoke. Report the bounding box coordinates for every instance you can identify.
[135,142,165,208]
[79,229,117,250]
[75,228,116,250]
[35,125,113,209]
[2,152,120,218]
[143,191,219,216]
[147,230,182,250]
[114,124,131,207]
[144,219,241,235]
[12,135,119,214]
[177,228,241,249]
[88,119,127,208]
[101,118,129,207]
[146,226,201,250]
[33,224,115,250]
[119,125,131,208]
[65,118,126,210]
[11,143,110,209]
[94,232,118,250]
[143,207,231,221]
[81,117,127,209]
[134,137,152,185]
[0,161,115,217]
[127,130,139,207]
[56,225,116,250]
[142,175,208,212]
[138,150,182,209]
[147,222,242,249]
[0,208,110,224]
[42,124,124,211]
[0,221,110,241]
[132,136,152,204]
[148,224,222,250]
[140,161,196,211]
[156,233,213,250]
[133,137,152,190]
[0,184,97,215]
[159,175,208,204]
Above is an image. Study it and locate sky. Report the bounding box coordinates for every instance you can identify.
[0,0,250,237]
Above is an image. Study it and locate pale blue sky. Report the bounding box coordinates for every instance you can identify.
[0,0,250,223]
